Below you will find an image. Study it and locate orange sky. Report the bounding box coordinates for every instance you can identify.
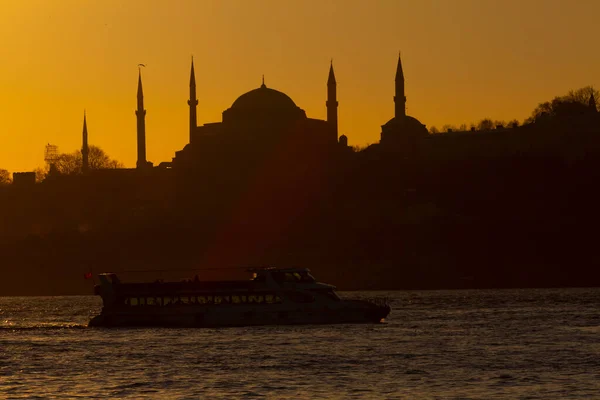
[1,0,599,172]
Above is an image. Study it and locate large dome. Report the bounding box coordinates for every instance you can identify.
[231,84,298,111]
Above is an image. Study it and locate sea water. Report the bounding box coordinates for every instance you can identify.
[1,289,599,399]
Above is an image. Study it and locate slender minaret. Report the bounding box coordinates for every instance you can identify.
[136,68,147,169]
[326,60,338,138]
[394,52,406,119]
[188,57,198,143]
[81,111,89,173]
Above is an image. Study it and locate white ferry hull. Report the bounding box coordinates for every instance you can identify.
[89,302,390,328]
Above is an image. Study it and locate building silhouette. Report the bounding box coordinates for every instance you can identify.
[327,61,338,138]
[380,53,428,149]
[54,53,600,176]
[188,57,199,143]
[81,111,89,173]
[171,60,342,170]
[136,68,150,169]
[5,53,600,294]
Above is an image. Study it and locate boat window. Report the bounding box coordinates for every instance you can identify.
[139,297,146,306]
[248,295,264,304]
[213,295,231,305]
[147,297,156,306]
[181,296,190,305]
[264,294,282,304]
[163,297,172,306]
[284,273,296,282]
[231,295,242,304]
[197,295,212,304]
[130,297,138,306]
[155,297,163,306]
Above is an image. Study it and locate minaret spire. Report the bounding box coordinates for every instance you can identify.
[81,110,89,173]
[394,52,406,119]
[326,60,338,139]
[188,56,198,143]
[136,67,147,169]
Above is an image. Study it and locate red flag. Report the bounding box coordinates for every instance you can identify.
[84,272,93,280]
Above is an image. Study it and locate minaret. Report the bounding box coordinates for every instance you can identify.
[394,52,406,119]
[188,57,198,143]
[81,111,89,173]
[136,68,147,169]
[326,60,338,138]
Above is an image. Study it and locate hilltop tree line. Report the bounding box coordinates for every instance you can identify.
[429,86,599,134]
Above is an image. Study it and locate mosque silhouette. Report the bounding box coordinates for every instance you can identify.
[81,53,428,173]
[48,51,598,180]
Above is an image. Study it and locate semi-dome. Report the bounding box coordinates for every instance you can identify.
[382,115,428,135]
[380,115,428,146]
[383,115,425,129]
[231,83,298,111]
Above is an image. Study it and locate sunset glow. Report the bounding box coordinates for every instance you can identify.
[1,0,599,172]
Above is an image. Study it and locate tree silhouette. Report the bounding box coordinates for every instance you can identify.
[565,86,600,109]
[0,169,11,185]
[527,85,599,123]
[508,119,520,128]
[477,118,494,131]
[33,167,46,183]
[43,145,124,177]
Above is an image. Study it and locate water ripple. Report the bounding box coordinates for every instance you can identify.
[0,289,599,398]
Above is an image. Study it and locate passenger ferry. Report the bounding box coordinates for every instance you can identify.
[88,267,391,327]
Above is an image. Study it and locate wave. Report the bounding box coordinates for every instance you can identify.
[0,323,88,331]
